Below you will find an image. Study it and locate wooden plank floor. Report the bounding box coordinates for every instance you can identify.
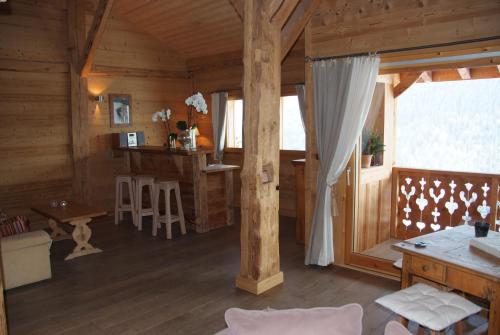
[5,215,401,335]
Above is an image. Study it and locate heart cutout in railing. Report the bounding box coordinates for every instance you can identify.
[416,221,426,231]
[430,223,441,231]
[402,219,412,229]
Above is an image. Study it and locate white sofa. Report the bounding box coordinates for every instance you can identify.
[1,230,52,289]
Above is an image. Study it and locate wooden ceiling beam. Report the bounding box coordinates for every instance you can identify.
[280,0,321,61]
[89,65,192,79]
[270,0,300,28]
[228,0,243,20]
[457,67,471,80]
[80,0,114,77]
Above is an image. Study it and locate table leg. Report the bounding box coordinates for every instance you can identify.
[65,218,102,261]
[488,285,499,335]
[401,255,412,289]
[48,219,70,241]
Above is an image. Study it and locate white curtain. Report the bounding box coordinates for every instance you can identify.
[211,92,228,161]
[305,55,380,266]
[295,84,306,130]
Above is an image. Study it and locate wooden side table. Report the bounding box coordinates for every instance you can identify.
[31,203,107,261]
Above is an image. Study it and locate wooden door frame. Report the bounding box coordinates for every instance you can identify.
[344,145,400,277]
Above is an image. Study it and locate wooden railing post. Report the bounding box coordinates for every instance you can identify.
[390,167,399,238]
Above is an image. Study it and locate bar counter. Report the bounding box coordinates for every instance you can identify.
[117,146,239,233]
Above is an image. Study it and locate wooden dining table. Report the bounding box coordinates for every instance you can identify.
[393,225,500,334]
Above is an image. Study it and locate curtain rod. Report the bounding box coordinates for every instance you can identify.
[210,82,305,95]
[305,36,500,62]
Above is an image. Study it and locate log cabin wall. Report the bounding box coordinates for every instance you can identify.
[85,8,192,211]
[0,0,73,229]
[190,39,307,219]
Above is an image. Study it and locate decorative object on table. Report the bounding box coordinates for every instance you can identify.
[474,221,490,237]
[59,200,68,208]
[168,133,177,149]
[176,120,191,150]
[470,236,500,259]
[184,92,208,149]
[152,108,177,149]
[361,130,384,168]
[190,124,200,148]
[109,94,132,127]
[49,200,59,208]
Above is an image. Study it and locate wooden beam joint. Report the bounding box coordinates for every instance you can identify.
[80,0,114,77]
[280,0,321,61]
[457,67,471,80]
[228,0,243,20]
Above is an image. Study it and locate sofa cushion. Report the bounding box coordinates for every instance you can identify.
[1,230,51,252]
[0,215,30,237]
[225,304,363,335]
[376,283,481,331]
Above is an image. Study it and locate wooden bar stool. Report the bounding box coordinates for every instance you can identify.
[133,175,156,231]
[153,180,186,239]
[114,174,136,226]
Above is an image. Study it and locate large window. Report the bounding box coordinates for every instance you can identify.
[225,96,305,150]
[396,78,500,174]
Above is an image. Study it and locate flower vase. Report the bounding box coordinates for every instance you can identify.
[178,131,191,150]
[168,136,176,149]
[189,129,196,149]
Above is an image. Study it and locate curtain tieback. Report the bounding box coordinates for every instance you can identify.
[326,183,339,217]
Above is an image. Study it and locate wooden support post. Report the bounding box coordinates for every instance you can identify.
[303,22,319,255]
[0,251,7,335]
[68,0,91,204]
[236,0,284,295]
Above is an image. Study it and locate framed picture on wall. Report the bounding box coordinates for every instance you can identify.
[109,94,132,127]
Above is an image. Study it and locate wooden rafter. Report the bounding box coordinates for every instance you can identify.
[228,0,243,20]
[281,0,321,60]
[80,0,114,77]
[496,64,500,74]
[419,71,433,82]
[394,72,423,98]
[270,0,300,28]
[457,67,471,79]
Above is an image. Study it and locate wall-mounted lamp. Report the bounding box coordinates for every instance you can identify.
[93,95,104,103]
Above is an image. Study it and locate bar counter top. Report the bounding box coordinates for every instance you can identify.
[117,145,212,156]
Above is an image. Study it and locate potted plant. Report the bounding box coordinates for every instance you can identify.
[362,130,385,168]
[152,108,177,149]
[184,92,208,149]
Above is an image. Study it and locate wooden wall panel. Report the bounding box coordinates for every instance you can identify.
[310,0,500,58]
[0,0,72,229]
[87,13,191,211]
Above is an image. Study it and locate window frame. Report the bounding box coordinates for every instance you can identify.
[224,91,306,153]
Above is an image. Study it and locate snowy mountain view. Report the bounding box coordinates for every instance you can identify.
[395,78,500,174]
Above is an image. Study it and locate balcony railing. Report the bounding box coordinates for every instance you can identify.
[391,167,500,239]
